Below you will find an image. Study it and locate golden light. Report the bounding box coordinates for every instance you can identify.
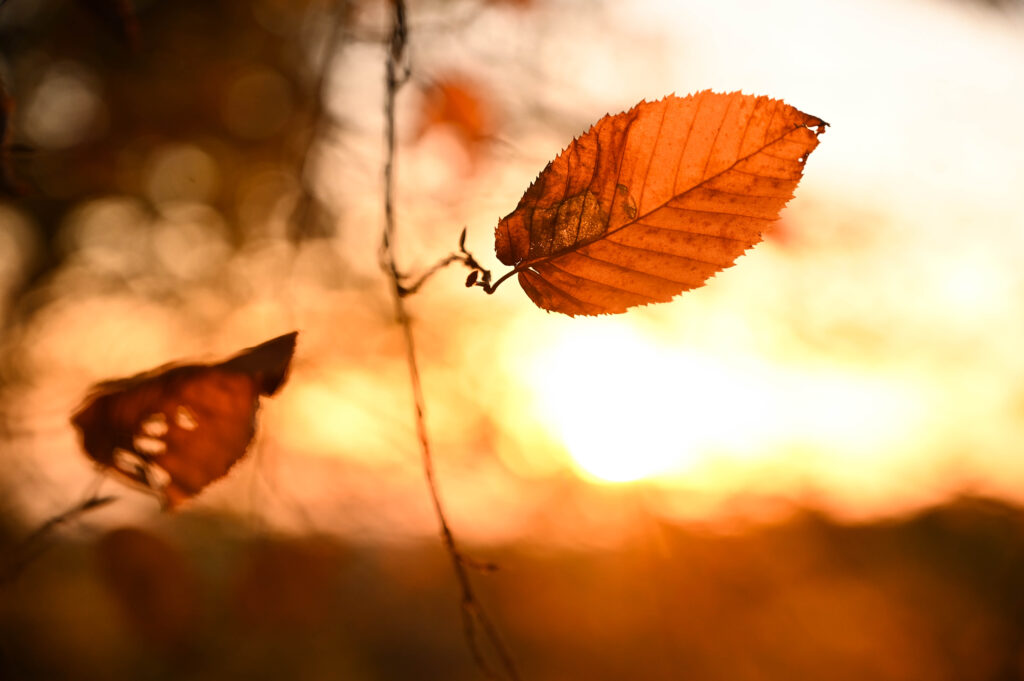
[526,321,931,489]
[274,366,411,466]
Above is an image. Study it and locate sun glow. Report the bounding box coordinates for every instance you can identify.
[528,323,928,487]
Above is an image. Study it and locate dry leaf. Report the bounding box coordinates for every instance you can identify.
[71,332,297,508]
[495,91,826,315]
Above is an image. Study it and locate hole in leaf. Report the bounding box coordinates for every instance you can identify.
[133,435,167,456]
[113,447,145,476]
[175,405,198,431]
[140,413,168,437]
[145,464,171,490]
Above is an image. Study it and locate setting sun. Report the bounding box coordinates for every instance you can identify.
[526,321,929,489]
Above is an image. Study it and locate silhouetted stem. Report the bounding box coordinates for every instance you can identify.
[396,231,522,297]
[0,493,116,585]
[397,253,463,296]
[377,2,518,680]
[483,268,517,294]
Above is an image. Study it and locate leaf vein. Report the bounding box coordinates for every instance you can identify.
[672,93,702,195]
[517,123,802,271]
[732,167,799,181]
[526,270,594,310]
[699,93,734,178]
[544,260,662,300]
[628,221,751,244]
[636,98,670,216]
[661,204,776,221]
[762,99,778,147]
[703,186,793,199]
[610,111,640,229]
[585,240,731,270]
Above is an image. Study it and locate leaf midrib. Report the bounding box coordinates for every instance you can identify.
[513,122,812,274]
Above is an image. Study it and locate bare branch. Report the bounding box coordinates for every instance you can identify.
[377,2,519,679]
[1,491,117,585]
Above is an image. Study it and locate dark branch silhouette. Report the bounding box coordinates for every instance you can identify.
[0,491,116,585]
[377,2,518,679]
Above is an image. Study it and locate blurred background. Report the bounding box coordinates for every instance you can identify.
[2,0,1024,678]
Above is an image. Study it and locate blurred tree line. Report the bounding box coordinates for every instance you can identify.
[1,0,351,308]
[4,495,1024,680]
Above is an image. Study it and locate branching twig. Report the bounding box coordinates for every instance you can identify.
[377,2,518,679]
[396,228,499,296]
[398,250,516,295]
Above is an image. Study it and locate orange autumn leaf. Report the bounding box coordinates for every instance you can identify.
[71,332,297,509]
[494,91,826,315]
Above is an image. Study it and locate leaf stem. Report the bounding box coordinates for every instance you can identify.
[483,267,517,294]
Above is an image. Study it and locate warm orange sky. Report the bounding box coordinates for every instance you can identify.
[2,0,1024,541]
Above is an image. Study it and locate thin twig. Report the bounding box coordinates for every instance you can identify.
[397,253,463,296]
[0,488,117,585]
[377,2,518,679]
[396,232,491,296]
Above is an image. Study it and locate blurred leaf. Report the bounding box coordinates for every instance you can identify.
[494,91,826,315]
[71,332,298,508]
[94,527,199,651]
[414,74,495,167]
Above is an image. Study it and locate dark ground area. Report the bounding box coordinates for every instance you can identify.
[3,495,1024,681]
